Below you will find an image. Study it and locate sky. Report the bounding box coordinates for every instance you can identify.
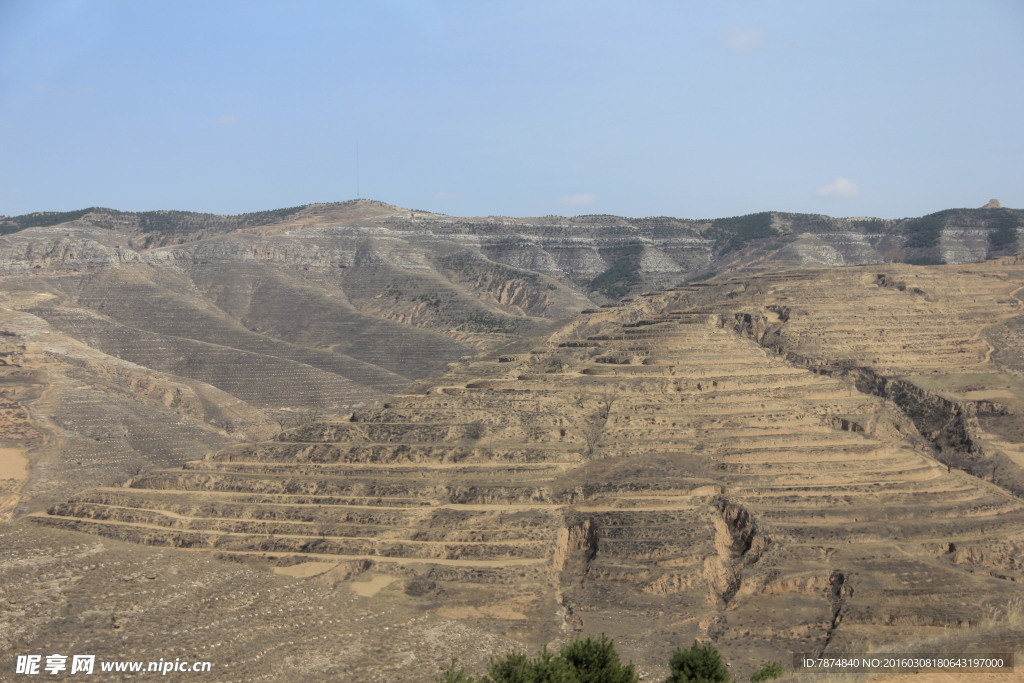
[1,0,1022,219]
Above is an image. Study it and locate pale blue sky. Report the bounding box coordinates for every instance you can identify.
[2,1,1022,218]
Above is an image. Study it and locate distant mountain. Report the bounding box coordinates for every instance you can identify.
[2,200,1021,294]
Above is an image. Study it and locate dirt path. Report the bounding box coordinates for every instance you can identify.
[176,546,548,568]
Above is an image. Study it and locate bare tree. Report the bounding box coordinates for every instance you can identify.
[570,387,587,409]
[277,406,325,430]
[570,384,618,457]
[596,384,617,420]
[465,420,486,441]
[124,462,148,484]
[578,417,604,457]
[313,509,336,539]
[544,353,572,374]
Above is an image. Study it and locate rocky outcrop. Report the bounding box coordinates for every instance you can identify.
[704,498,767,606]
[553,518,598,577]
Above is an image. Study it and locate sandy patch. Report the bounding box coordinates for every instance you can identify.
[435,597,531,621]
[0,447,28,480]
[272,561,339,578]
[0,447,28,521]
[350,573,399,597]
[435,605,486,619]
[0,291,57,308]
[963,390,1016,401]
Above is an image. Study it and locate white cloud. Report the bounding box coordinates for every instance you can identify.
[816,177,861,198]
[215,114,240,125]
[721,27,763,52]
[433,191,461,200]
[560,193,596,206]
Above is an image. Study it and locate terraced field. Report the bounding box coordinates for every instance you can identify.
[734,256,1024,498]
[34,260,1024,674]
[0,248,581,515]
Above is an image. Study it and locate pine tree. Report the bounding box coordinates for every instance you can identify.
[664,641,730,683]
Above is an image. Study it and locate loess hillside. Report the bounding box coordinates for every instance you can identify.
[0,201,597,510]
[16,254,1024,680]
[3,199,1018,514]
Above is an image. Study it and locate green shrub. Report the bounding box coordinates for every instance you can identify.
[4,207,96,231]
[435,635,637,683]
[665,641,730,682]
[749,661,784,682]
[590,244,643,298]
[437,659,480,683]
[901,211,948,249]
[559,635,637,683]
[987,210,1020,249]
[710,213,777,254]
[486,648,580,682]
